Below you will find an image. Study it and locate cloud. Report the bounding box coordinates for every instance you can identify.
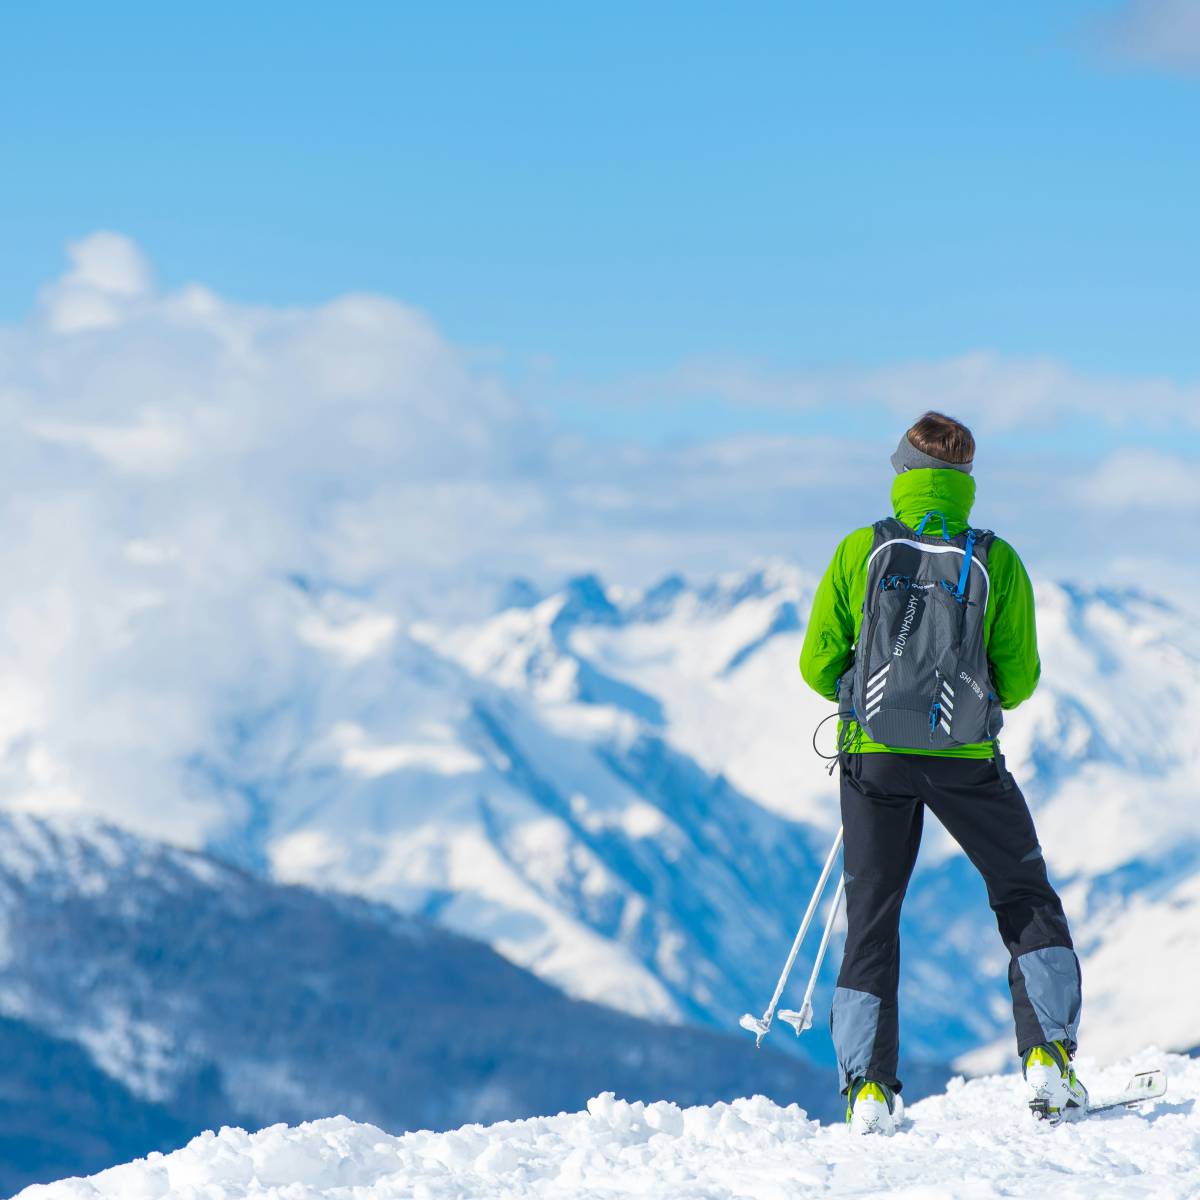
[0,233,1197,847]
[628,352,1200,435]
[32,413,191,475]
[1091,0,1200,74]
[1073,447,1200,509]
[39,231,156,333]
[0,236,557,842]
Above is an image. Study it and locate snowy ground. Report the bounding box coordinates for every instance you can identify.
[20,1051,1199,1200]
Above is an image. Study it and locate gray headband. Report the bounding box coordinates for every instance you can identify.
[890,432,973,475]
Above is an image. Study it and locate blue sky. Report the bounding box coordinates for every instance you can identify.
[3,1,1199,453]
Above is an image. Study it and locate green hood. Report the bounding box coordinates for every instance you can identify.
[891,468,976,536]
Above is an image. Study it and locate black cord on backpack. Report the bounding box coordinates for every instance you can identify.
[812,710,858,776]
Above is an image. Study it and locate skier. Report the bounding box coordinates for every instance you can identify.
[799,411,1085,1135]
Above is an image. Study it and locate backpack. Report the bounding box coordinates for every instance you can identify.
[837,510,1003,750]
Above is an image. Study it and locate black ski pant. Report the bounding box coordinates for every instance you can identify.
[831,752,1081,1095]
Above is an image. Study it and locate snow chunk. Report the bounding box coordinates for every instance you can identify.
[21,1053,1196,1200]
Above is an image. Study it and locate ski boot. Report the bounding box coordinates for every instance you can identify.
[845,1078,898,1136]
[1023,1041,1088,1123]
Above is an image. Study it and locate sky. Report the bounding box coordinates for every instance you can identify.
[2,1,1199,451]
[0,1,1197,613]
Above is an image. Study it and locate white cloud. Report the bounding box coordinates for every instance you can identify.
[1095,0,1200,74]
[632,351,1200,434]
[0,236,555,843]
[32,412,191,475]
[1073,447,1200,510]
[65,231,155,297]
[0,233,1197,847]
[39,231,156,332]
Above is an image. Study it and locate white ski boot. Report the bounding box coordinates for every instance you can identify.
[1023,1041,1088,1122]
[846,1079,898,1136]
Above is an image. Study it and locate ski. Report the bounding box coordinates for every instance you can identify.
[1030,1069,1167,1124]
[1086,1069,1168,1116]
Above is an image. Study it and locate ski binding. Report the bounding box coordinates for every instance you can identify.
[1030,1069,1167,1124]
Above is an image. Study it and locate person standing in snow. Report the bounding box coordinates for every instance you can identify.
[799,411,1084,1135]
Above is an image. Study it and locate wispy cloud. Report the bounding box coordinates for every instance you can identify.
[609,352,1200,435]
[1073,447,1200,509]
[1090,0,1200,75]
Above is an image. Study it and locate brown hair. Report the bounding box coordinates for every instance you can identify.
[907,411,975,465]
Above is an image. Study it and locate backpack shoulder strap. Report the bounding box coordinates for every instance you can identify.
[969,527,996,556]
[871,517,908,545]
[863,518,915,596]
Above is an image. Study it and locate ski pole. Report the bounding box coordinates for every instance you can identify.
[739,824,843,1047]
[779,870,845,1036]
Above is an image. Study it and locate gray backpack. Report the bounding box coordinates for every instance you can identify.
[838,512,1003,750]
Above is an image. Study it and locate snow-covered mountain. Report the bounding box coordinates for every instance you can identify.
[4,561,1197,1075]
[18,1050,1198,1200]
[73,565,833,1038]
[269,564,1200,1069]
[259,568,832,1035]
[0,812,854,1194]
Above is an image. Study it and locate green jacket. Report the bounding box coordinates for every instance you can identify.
[798,468,1040,759]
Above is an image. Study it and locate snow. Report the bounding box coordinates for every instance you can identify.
[19,1051,1199,1200]
[1081,875,1200,1060]
[296,610,399,663]
[438,562,827,828]
[330,721,487,777]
